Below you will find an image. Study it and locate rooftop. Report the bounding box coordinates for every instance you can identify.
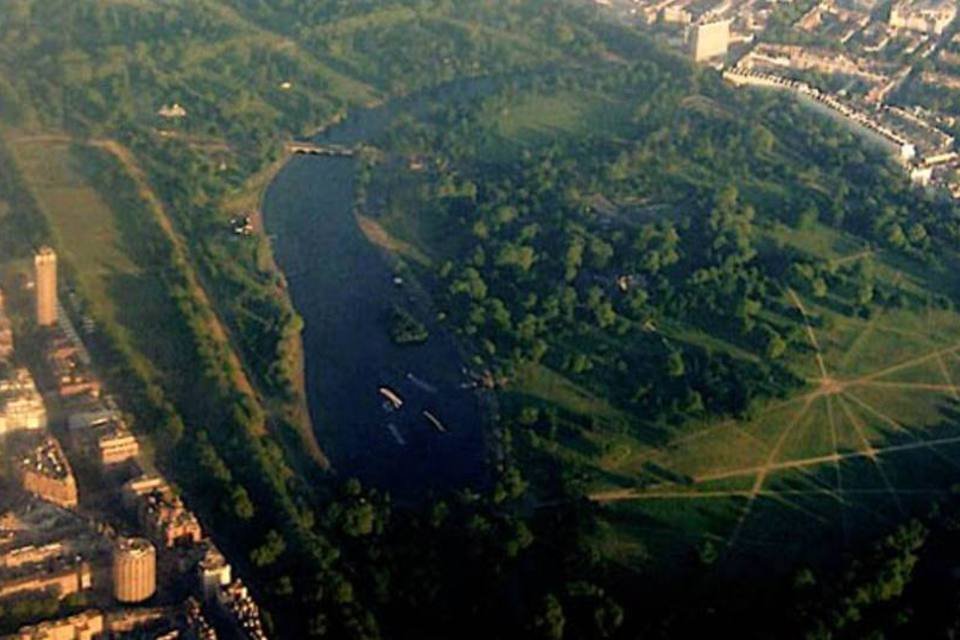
[18,438,72,482]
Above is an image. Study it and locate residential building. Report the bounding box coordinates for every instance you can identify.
[16,436,78,509]
[690,19,731,62]
[198,544,232,601]
[889,0,957,35]
[14,609,104,640]
[0,368,47,435]
[34,247,57,328]
[0,289,13,361]
[123,476,202,548]
[113,537,156,604]
[0,559,92,601]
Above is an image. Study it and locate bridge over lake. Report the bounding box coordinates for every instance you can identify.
[285,141,360,157]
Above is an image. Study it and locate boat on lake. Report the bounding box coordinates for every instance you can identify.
[423,410,448,434]
[379,386,404,410]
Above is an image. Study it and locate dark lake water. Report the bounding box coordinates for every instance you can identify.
[263,89,491,498]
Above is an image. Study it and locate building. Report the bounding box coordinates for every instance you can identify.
[140,488,203,548]
[46,340,100,400]
[889,0,957,35]
[911,165,934,186]
[197,544,232,601]
[68,411,141,470]
[185,597,219,640]
[121,475,167,508]
[0,289,13,361]
[112,537,156,604]
[0,368,47,435]
[216,580,268,640]
[69,414,139,468]
[34,247,57,328]
[0,559,92,601]
[690,19,731,62]
[157,103,187,119]
[1,543,67,570]
[662,5,692,24]
[123,476,202,548]
[14,609,104,640]
[16,437,78,509]
[106,607,175,636]
[97,427,140,467]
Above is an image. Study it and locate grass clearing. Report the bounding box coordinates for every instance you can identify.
[482,90,631,158]
[764,222,869,262]
[511,362,626,422]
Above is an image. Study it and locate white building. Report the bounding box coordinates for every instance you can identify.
[0,368,47,435]
[198,544,232,601]
[157,103,187,119]
[690,19,731,62]
[890,0,957,35]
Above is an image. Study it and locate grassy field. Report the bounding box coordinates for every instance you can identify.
[481,90,631,158]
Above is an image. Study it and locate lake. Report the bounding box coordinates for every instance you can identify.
[263,87,492,498]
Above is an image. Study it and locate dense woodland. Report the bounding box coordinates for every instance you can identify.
[3,1,960,639]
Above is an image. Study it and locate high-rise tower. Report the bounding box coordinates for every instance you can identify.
[690,19,730,63]
[34,246,57,327]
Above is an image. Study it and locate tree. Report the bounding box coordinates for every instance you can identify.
[666,350,685,378]
[250,530,286,567]
[564,237,585,282]
[533,594,566,640]
[232,485,255,520]
[697,540,718,566]
[588,237,614,269]
[450,267,488,301]
[765,330,787,360]
[857,283,874,306]
[812,278,828,298]
[594,597,625,638]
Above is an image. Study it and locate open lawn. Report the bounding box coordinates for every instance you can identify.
[511,361,627,422]
[481,90,631,158]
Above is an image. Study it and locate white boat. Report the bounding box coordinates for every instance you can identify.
[378,386,403,410]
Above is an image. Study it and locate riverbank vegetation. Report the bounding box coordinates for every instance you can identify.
[386,304,429,345]
[4,0,960,638]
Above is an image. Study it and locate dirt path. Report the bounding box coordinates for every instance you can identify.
[936,353,960,400]
[850,341,960,385]
[589,486,949,503]
[723,396,815,550]
[590,432,960,504]
[843,390,960,474]
[788,288,829,381]
[834,249,874,266]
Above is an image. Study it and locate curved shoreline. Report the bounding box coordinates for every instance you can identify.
[261,115,488,496]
